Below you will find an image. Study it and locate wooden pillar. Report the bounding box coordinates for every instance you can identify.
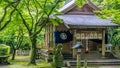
[102,29,105,57]
[46,25,49,49]
[86,39,88,52]
[48,24,50,50]
[73,30,77,58]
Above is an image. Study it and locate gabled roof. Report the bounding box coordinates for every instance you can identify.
[57,0,119,28]
[59,0,100,15]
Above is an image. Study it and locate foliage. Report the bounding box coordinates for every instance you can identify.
[36,31,44,46]
[52,44,64,67]
[75,0,87,7]
[93,0,120,47]
[0,0,66,64]
[114,46,120,58]
[94,0,120,24]
[107,28,120,46]
[0,44,10,56]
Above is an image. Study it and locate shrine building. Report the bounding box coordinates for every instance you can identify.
[44,0,119,59]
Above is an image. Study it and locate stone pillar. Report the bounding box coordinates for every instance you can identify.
[102,29,105,57]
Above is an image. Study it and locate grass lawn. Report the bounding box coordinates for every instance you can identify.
[8,60,52,68]
[5,55,52,68]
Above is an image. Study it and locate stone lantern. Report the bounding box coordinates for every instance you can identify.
[72,42,84,68]
[106,44,112,52]
[72,42,84,53]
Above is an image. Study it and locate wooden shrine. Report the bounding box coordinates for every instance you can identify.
[44,0,119,59]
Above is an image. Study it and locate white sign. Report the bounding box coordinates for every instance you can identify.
[60,33,67,40]
[76,32,102,39]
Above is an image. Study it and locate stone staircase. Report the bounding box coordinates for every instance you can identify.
[81,52,102,60]
[62,53,73,60]
[63,51,117,60]
[63,52,120,67]
[66,59,120,68]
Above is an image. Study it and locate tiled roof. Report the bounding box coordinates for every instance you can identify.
[57,15,119,27]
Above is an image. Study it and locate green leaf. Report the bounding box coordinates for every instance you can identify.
[75,0,83,7]
[75,0,87,7]
[50,18,59,26]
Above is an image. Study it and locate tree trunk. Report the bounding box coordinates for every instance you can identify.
[11,48,16,60]
[29,36,37,65]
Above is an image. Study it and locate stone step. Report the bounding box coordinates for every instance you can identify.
[62,53,73,60]
[69,62,120,66]
[66,60,120,66]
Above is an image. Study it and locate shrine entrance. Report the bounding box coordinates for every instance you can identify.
[74,30,102,53]
[81,39,101,52]
[88,40,100,52]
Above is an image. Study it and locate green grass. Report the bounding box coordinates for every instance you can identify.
[7,60,52,68]
[6,55,52,68]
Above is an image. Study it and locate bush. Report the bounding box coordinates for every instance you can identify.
[52,44,64,68]
[114,46,120,58]
[0,44,10,56]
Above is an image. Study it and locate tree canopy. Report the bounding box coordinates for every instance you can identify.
[0,0,65,64]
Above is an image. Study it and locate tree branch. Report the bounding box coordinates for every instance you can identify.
[33,0,39,22]
[16,27,24,49]
[0,1,18,28]
[9,2,31,33]
[24,0,34,31]
[0,1,20,31]
[32,0,61,37]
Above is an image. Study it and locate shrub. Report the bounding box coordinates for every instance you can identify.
[0,44,10,56]
[52,44,64,68]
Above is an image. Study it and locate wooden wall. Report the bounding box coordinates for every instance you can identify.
[44,23,106,56]
[45,23,54,50]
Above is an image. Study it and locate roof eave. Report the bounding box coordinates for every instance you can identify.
[58,0,76,14]
[67,25,119,29]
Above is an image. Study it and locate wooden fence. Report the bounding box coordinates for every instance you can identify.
[16,49,51,62]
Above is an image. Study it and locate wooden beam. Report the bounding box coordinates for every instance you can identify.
[102,29,105,57]
[73,30,77,58]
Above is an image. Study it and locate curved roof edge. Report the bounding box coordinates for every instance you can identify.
[59,0,100,14]
[59,0,76,13]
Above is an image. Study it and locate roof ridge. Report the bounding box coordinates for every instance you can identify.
[59,0,100,14]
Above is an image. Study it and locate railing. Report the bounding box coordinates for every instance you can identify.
[16,50,30,56]
[16,49,52,62]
